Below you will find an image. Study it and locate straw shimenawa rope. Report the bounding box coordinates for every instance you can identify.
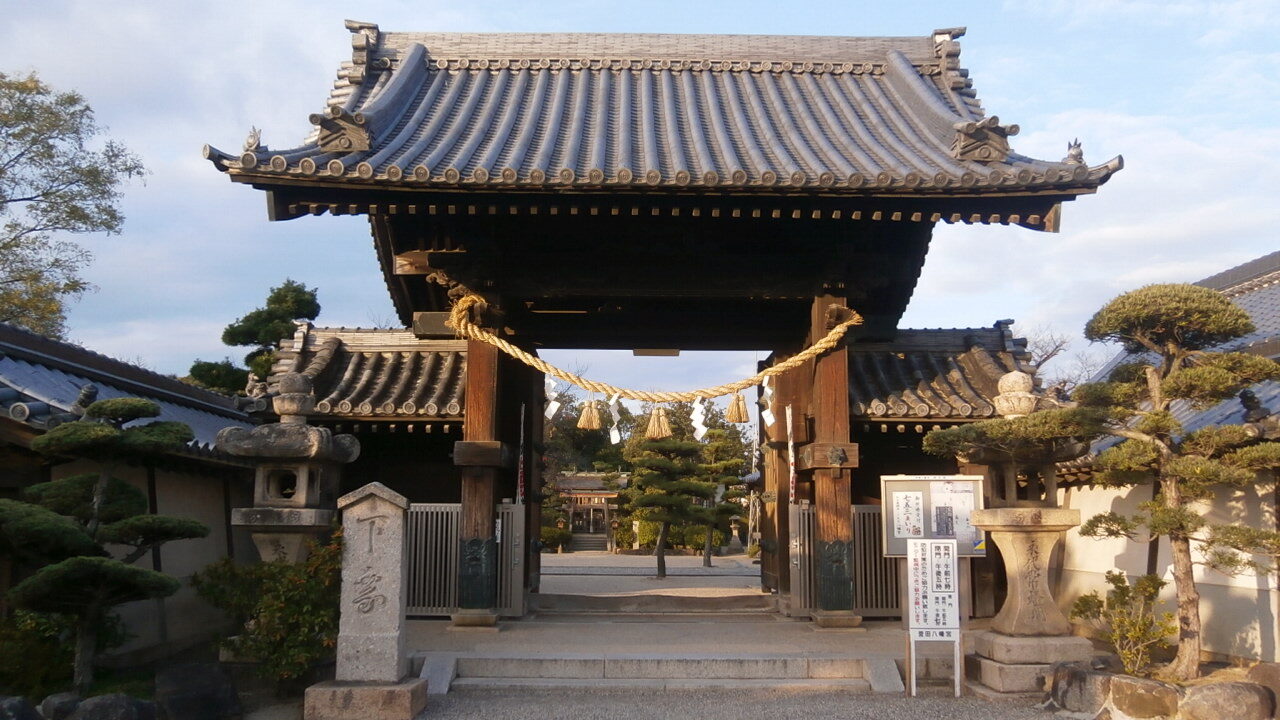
[447,295,863,403]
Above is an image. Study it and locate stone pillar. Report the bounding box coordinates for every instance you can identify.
[304,483,426,720]
[967,507,1092,695]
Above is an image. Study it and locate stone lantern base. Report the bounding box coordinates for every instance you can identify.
[967,631,1093,693]
[968,507,1095,694]
[303,677,428,720]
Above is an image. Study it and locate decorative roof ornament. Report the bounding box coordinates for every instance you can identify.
[309,106,371,153]
[1063,138,1084,165]
[343,19,386,86]
[952,116,1019,163]
[243,126,262,153]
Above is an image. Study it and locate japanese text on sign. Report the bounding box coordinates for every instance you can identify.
[908,539,959,640]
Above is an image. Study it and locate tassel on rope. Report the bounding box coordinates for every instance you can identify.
[725,392,749,423]
[577,399,602,430]
[644,406,672,440]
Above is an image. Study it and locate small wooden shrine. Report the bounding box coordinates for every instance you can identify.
[208,22,1119,624]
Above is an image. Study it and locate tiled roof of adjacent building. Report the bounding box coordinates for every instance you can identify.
[206,23,1120,202]
[848,320,1034,420]
[0,323,251,458]
[269,323,465,421]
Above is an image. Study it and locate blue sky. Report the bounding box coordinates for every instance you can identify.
[2,0,1276,397]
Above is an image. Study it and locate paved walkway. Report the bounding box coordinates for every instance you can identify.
[249,686,1054,720]
[539,550,763,596]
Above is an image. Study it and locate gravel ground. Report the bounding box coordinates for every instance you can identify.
[421,687,1056,719]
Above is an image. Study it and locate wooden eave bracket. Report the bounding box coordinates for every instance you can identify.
[394,249,467,275]
[796,442,860,472]
[453,440,516,469]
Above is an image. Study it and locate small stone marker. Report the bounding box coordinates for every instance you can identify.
[336,482,409,682]
[305,482,427,720]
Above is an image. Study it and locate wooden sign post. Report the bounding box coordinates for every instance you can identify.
[905,538,962,698]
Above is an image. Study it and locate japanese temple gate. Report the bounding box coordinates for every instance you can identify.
[208,23,1118,625]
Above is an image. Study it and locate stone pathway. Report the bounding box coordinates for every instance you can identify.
[247,686,1056,720]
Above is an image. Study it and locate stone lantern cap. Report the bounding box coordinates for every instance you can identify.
[216,374,360,463]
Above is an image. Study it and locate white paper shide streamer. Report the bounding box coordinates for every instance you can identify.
[760,375,776,427]
[544,376,562,420]
[691,396,710,441]
[608,393,623,445]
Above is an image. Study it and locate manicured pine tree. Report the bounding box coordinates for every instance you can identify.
[14,397,208,694]
[927,283,1280,680]
[694,429,747,567]
[624,439,713,578]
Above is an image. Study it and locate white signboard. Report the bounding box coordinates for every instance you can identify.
[879,475,986,557]
[892,491,924,538]
[906,539,961,697]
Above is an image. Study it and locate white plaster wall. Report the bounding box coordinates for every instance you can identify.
[47,461,245,657]
[1057,478,1280,662]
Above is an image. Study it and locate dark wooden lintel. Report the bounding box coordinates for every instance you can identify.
[796,442,860,472]
[454,440,516,469]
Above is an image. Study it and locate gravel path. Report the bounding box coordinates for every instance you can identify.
[423,687,1056,719]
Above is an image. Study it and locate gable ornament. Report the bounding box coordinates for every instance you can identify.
[951,115,1019,163]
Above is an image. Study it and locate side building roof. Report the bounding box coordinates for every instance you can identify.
[0,323,251,461]
[207,23,1119,221]
[848,320,1034,421]
[265,323,466,424]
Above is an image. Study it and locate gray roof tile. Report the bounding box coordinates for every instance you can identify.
[208,25,1120,197]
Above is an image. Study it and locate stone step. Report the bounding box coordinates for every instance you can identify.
[455,654,867,680]
[569,534,609,550]
[414,652,905,695]
[450,677,874,691]
[533,592,776,614]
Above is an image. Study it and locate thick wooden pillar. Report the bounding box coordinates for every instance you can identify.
[456,338,500,620]
[809,295,858,622]
[525,361,544,596]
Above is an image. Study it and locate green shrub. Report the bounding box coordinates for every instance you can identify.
[1071,571,1176,676]
[193,531,341,682]
[746,543,761,558]
[636,521,665,548]
[0,610,127,700]
[613,524,635,549]
[682,525,727,549]
[539,527,572,551]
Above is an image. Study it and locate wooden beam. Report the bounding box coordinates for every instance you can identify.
[796,442,860,472]
[453,440,516,469]
[810,294,857,618]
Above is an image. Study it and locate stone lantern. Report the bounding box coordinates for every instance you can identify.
[966,370,1092,694]
[217,373,360,562]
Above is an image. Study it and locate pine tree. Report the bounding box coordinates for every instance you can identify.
[188,279,320,393]
[926,283,1280,680]
[16,397,208,694]
[624,439,713,578]
[693,430,747,567]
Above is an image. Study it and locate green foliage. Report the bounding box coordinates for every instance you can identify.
[1203,525,1280,574]
[192,533,342,682]
[84,398,160,423]
[923,407,1099,465]
[190,279,321,391]
[1084,284,1254,353]
[1180,424,1254,458]
[0,610,125,699]
[1079,511,1141,540]
[10,556,180,614]
[544,391,635,475]
[1093,441,1159,487]
[539,527,572,551]
[745,543,761,558]
[0,71,146,338]
[30,416,193,462]
[187,358,251,395]
[612,523,635,549]
[23,474,147,526]
[1071,571,1176,676]
[0,498,102,563]
[98,515,209,560]
[1141,501,1206,537]
[1226,443,1280,471]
